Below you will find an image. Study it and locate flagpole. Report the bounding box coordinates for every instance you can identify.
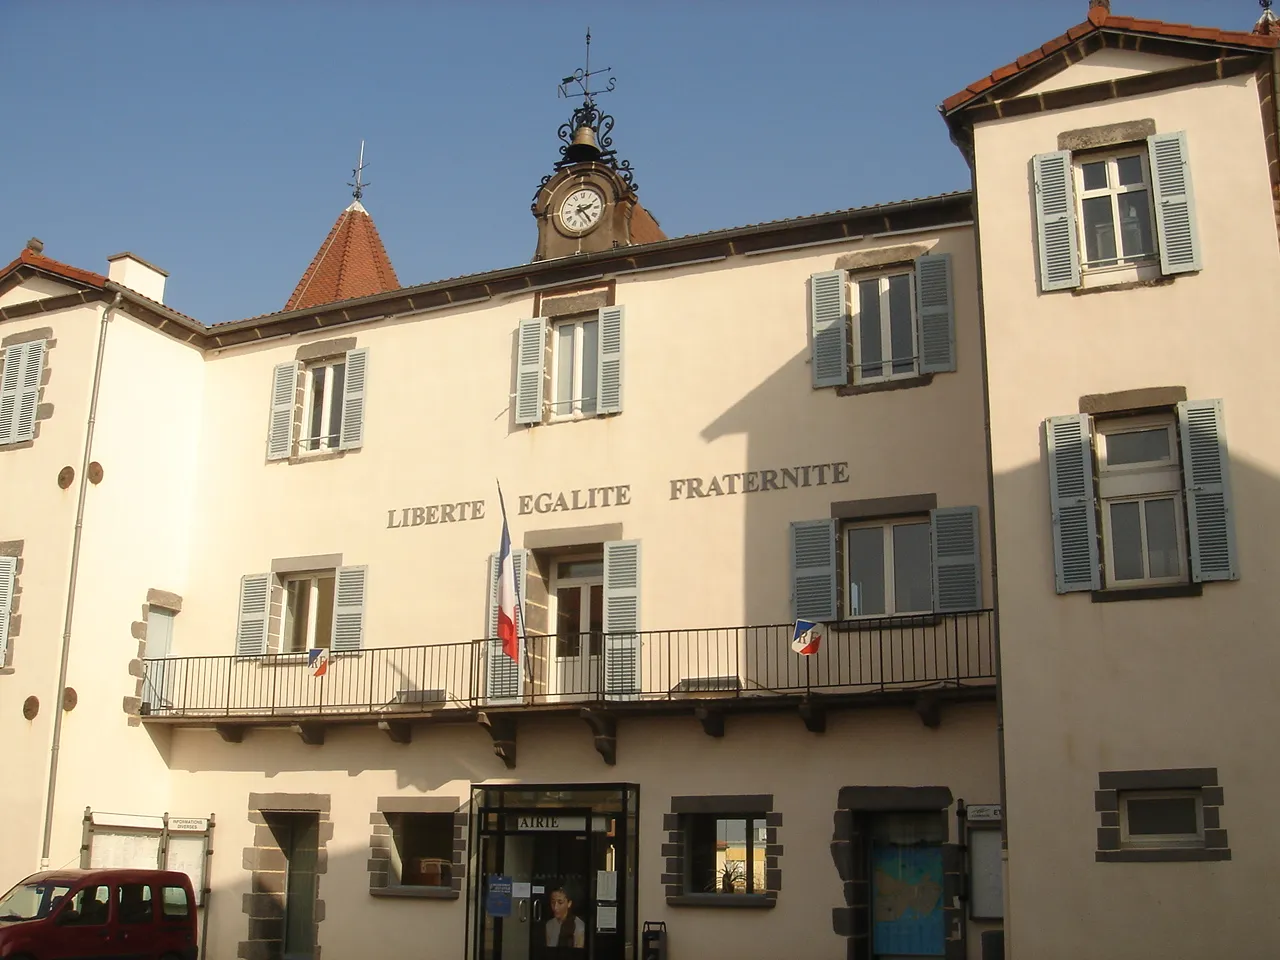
[496,480,532,691]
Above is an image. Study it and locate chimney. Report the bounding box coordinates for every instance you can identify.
[106,252,168,304]
[26,237,44,255]
[1089,0,1111,13]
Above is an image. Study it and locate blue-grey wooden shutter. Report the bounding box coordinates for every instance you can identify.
[603,539,641,698]
[331,565,367,651]
[1045,414,1101,593]
[931,506,982,612]
[1148,131,1201,275]
[515,318,546,425]
[1178,399,1238,582]
[915,254,955,373]
[596,305,625,414]
[791,519,837,621]
[0,555,15,666]
[809,271,849,388]
[266,362,298,461]
[0,344,22,445]
[235,573,271,657]
[14,340,45,442]
[485,549,527,701]
[1033,151,1081,291]
[338,347,368,451]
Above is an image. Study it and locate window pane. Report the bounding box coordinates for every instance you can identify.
[556,586,582,658]
[327,361,345,447]
[847,527,886,616]
[887,275,914,376]
[581,319,599,416]
[314,575,335,649]
[67,886,109,926]
[1106,428,1170,466]
[284,580,311,653]
[688,814,717,894]
[161,886,189,918]
[589,583,603,658]
[1082,161,1109,191]
[307,366,326,451]
[1109,501,1145,581]
[715,818,748,894]
[1127,796,1198,836]
[554,323,575,414]
[1082,195,1118,264]
[858,279,884,379]
[893,523,933,613]
[1144,498,1181,579]
[1118,190,1154,259]
[1115,155,1144,186]
[117,884,152,924]
[558,560,603,579]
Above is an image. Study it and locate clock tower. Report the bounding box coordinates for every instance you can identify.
[532,39,664,261]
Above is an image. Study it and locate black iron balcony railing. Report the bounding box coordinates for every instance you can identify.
[140,610,994,721]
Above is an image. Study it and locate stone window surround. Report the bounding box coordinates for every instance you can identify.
[285,337,358,465]
[1095,768,1230,863]
[241,793,332,960]
[124,588,183,723]
[663,794,781,909]
[0,540,23,673]
[0,327,56,450]
[368,796,467,900]
[830,786,964,960]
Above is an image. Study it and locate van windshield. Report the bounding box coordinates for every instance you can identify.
[0,881,73,922]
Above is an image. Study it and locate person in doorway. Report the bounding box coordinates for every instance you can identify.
[544,887,585,950]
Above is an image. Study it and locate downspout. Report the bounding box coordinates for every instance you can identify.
[40,290,121,868]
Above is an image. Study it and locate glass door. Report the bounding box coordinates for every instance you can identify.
[552,559,604,699]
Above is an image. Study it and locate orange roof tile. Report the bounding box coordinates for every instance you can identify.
[284,201,400,312]
[0,248,107,289]
[630,203,666,245]
[941,7,1278,115]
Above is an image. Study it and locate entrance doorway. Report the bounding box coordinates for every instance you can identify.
[265,813,319,960]
[471,786,638,960]
[552,558,604,699]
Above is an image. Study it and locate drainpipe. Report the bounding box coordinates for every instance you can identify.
[40,290,121,868]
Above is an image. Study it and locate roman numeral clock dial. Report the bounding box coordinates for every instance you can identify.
[559,187,604,234]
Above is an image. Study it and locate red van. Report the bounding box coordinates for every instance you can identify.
[0,868,197,960]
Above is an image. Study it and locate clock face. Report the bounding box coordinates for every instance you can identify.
[559,188,604,233]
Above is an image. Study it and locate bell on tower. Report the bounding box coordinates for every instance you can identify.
[531,29,665,261]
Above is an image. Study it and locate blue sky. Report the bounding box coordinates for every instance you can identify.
[2,1,1252,323]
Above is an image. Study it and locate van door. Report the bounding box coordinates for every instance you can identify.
[115,881,157,959]
[50,883,116,957]
[157,883,198,958]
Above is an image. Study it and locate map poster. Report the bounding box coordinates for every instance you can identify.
[871,843,945,956]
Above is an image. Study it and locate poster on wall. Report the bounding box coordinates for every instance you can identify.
[82,810,212,905]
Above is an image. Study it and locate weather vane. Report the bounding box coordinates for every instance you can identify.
[557,28,617,105]
[348,140,369,202]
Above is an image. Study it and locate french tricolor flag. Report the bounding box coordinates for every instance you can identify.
[496,490,520,662]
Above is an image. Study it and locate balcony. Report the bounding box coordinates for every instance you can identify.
[140,611,995,763]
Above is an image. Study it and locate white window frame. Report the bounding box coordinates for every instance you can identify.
[851,271,918,385]
[280,571,336,654]
[300,357,346,453]
[551,554,605,661]
[1074,148,1159,279]
[1119,789,1204,849]
[1095,415,1188,588]
[549,315,599,421]
[842,518,933,619]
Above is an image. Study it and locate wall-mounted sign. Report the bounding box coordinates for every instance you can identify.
[517,485,631,516]
[966,804,1002,822]
[386,500,487,529]
[670,462,850,500]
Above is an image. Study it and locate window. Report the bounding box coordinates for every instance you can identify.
[282,572,336,653]
[1096,415,1186,588]
[301,358,345,452]
[0,339,46,445]
[1075,151,1157,270]
[551,315,599,418]
[844,519,932,617]
[0,880,71,921]
[160,885,190,919]
[117,884,153,924]
[387,813,454,887]
[1120,790,1203,849]
[853,272,917,383]
[686,815,766,896]
[63,885,110,926]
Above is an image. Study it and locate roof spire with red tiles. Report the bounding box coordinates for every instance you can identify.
[1257,0,1280,37]
[284,143,399,312]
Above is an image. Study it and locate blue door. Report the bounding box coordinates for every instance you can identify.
[871,841,944,957]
